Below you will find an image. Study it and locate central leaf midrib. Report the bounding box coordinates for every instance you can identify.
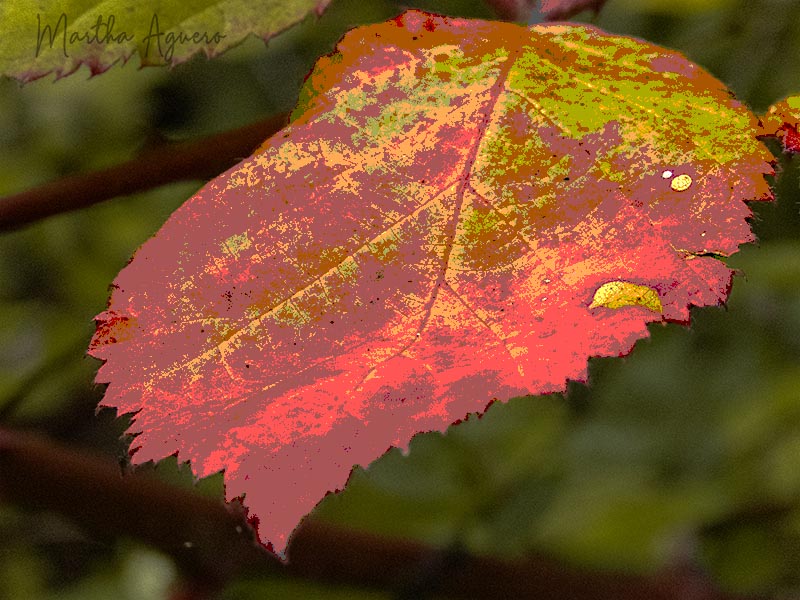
[352,47,525,387]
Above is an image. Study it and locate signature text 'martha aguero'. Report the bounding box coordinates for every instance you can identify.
[36,13,226,62]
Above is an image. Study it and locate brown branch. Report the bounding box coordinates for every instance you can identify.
[0,427,770,600]
[0,114,288,232]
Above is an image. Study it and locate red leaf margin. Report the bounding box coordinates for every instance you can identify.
[759,96,800,155]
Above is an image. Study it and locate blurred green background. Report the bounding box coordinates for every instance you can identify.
[1,0,799,598]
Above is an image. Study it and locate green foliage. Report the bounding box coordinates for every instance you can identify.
[0,0,329,82]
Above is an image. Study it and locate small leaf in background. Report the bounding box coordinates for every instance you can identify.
[760,95,800,155]
[485,0,539,21]
[486,0,607,22]
[0,0,329,82]
[89,10,773,557]
[539,0,608,21]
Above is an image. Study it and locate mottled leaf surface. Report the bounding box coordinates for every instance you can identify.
[761,94,800,154]
[0,0,328,82]
[89,11,773,556]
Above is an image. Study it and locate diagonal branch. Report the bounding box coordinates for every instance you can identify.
[0,427,770,600]
[0,114,288,232]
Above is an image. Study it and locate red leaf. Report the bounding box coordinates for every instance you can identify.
[89,11,774,557]
[760,95,800,155]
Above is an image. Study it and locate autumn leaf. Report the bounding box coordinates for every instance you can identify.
[89,10,773,557]
[760,94,800,155]
[0,0,328,82]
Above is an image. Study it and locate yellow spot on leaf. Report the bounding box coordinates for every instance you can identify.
[589,281,663,313]
[670,174,693,192]
[221,232,252,258]
[338,257,359,282]
[273,301,311,328]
